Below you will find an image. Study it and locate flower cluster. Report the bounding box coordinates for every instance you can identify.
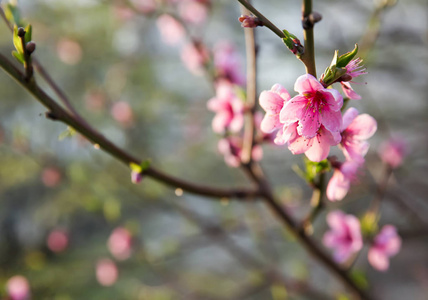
[259,52,377,201]
[323,211,401,271]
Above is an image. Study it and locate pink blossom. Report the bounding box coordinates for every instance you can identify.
[156,14,185,46]
[323,210,363,263]
[378,136,407,169]
[258,83,290,133]
[340,107,377,164]
[96,259,118,286]
[108,227,133,260]
[284,123,341,162]
[207,81,244,133]
[213,41,245,86]
[180,42,209,76]
[368,225,401,271]
[47,229,69,253]
[178,0,208,25]
[280,74,343,139]
[218,137,262,167]
[6,276,30,300]
[326,161,359,201]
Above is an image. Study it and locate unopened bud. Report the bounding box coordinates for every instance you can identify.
[25,42,36,54]
[131,171,143,184]
[238,15,262,28]
[17,27,26,37]
[338,74,353,82]
[309,12,322,24]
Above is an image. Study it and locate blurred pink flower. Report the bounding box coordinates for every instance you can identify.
[218,137,262,167]
[368,225,401,271]
[41,167,62,187]
[131,0,156,14]
[111,101,134,127]
[326,161,359,201]
[280,74,343,139]
[378,136,407,169]
[180,42,209,76]
[108,227,133,260]
[156,14,185,46]
[85,90,106,112]
[96,259,118,286]
[47,229,69,253]
[56,38,83,65]
[207,81,244,134]
[112,4,135,21]
[340,107,377,164]
[178,0,208,25]
[213,41,245,86]
[6,276,30,300]
[258,83,290,133]
[323,210,363,263]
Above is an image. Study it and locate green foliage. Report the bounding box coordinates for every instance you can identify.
[322,44,358,86]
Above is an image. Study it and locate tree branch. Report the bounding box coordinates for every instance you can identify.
[0,53,259,200]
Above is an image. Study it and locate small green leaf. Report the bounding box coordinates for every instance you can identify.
[12,50,24,64]
[350,270,369,289]
[271,284,288,300]
[5,3,22,26]
[58,126,76,141]
[337,44,358,68]
[13,25,24,54]
[24,24,32,43]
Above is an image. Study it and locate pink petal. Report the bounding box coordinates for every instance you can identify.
[212,112,231,133]
[320,108,342,135]
[229,113,244,133]
[297,107,321,138]
[274,123,298,145]
[319,89,343,112]
[287,134,311,155]
[341,107,359,132]
[261,115,281,133]
[341,82,361,100]
[279,95,307,125]
[251,145,263,161]
[368,248,389,271]
[326,210,347,232]
[271,83,291,101]
[326,170,350,201]
[259,90,285,114]
[294,74,323,94]
[347,114,377,140]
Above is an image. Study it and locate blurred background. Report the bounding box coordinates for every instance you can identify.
[0,0,427,299]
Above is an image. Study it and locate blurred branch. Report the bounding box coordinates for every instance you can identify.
[0,53,259,200]
[240,2,257,164]
[301,173,326,235]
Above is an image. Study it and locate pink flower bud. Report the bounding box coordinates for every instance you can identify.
[131,170,143,184]
[238,15,262,28]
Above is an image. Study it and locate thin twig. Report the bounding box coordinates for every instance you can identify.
[240,2,258,164]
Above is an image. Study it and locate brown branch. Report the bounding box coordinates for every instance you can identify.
[0,52,259,200]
